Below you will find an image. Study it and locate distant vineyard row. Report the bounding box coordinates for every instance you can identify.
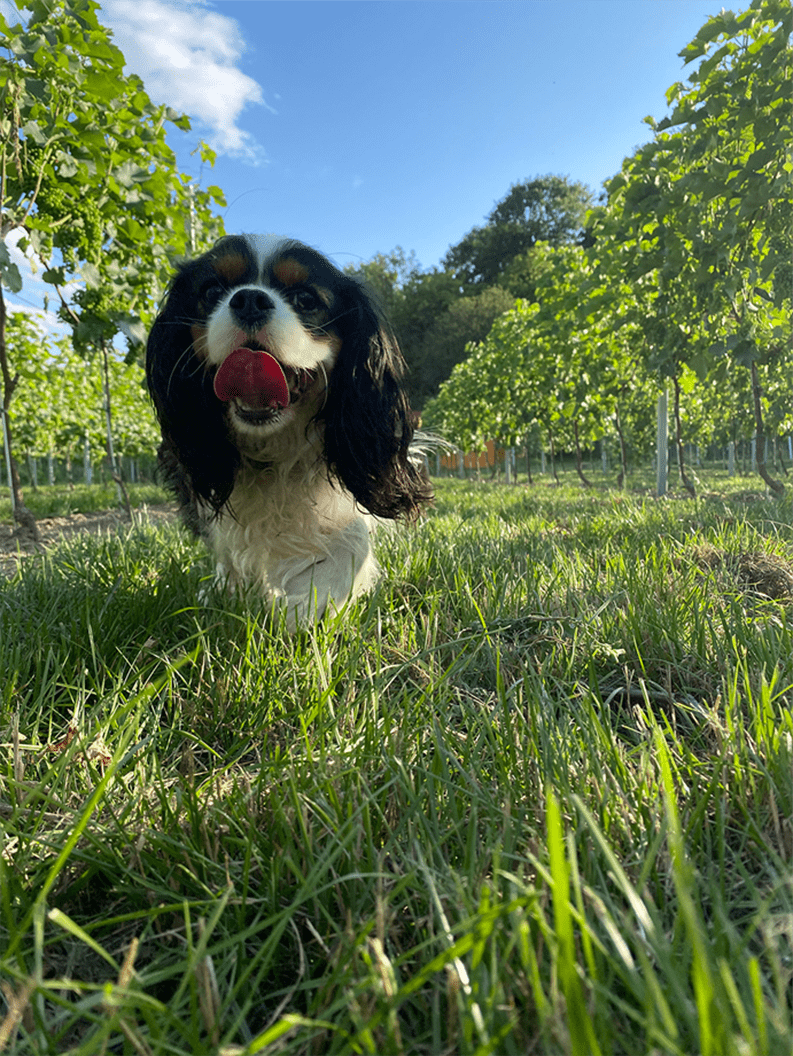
[2,313,159,476]
[423,3,791,499]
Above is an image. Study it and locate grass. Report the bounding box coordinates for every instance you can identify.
[0,482,166,521]
[0,474,791,1054]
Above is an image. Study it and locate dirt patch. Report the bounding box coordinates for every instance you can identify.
[0,504,179,578]
[688,543,793,601]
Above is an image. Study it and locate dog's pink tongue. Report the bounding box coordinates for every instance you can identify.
[213,348,289,410]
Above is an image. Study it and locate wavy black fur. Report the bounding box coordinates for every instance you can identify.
[320,274,430,521]
[146,257,241,523]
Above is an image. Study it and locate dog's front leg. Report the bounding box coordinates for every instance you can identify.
[271,518,378,630]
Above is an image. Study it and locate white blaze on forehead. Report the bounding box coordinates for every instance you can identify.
[242,234,293,277]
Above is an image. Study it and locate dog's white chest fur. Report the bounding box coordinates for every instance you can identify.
[205,452,378,629]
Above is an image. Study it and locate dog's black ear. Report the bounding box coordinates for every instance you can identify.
[321,280,433,521]
[145,276,238,516]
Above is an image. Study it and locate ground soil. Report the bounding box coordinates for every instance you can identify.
[0,504,178,578]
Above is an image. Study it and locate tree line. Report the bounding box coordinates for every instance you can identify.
[347,0,791,497]
[3,309,158,484]
[344,174,594,410]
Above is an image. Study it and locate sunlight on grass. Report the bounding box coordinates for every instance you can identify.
[0,482,169,522]
[0,478,791,1053]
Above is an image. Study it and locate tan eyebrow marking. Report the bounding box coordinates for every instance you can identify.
[273,256,310,286]
[213,253,248,283]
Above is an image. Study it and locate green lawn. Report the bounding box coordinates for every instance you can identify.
[0,482,167,522]
[0,477,791,1054]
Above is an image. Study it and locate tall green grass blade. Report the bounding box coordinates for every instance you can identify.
[547,790,602,1056]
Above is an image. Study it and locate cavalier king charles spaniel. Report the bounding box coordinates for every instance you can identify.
[145,234,431,629]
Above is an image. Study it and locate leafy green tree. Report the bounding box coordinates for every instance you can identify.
[101,357,159,461]
[4,310,158,486]
[424,244,658,486]
[0,0,224,533]
[420,1,793,490]
[348,178,594,410]
[411,285,515,408]
[497,244,560,301]
[519,244,655,486]
[443,175,593,290]
[420,341,503,459]
[2,313,53,463]
[344,254,462,407]
[593,0,792,495]
[390,268,462,405]
[423,301,541,456]
[423,294,571,473]
[343,247,420,317]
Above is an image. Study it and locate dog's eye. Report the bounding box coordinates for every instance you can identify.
[287,288,322,313]
[200,280,227,309]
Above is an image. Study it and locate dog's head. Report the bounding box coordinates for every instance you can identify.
[146,234,431,519]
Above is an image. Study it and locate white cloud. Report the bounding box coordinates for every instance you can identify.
[99,0,271,161]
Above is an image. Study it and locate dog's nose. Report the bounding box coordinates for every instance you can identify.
[229,288,275,329]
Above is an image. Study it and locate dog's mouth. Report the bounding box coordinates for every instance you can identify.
[213,346,318,424]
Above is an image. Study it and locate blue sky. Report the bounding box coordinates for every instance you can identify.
[100,0,723,272]
[5,0,726,322]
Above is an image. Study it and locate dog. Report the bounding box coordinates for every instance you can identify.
[145,234,432,628]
